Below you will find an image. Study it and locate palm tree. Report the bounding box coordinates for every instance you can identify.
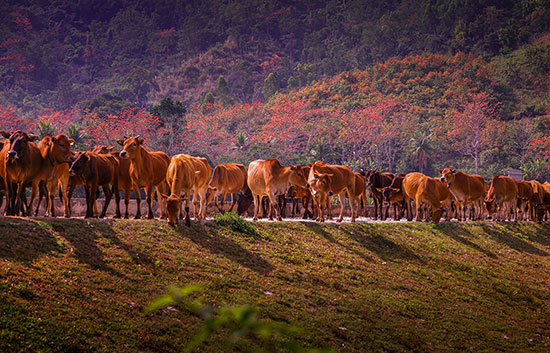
[66,123,88,149]
[37,120,56,139]
[406,131,433,174]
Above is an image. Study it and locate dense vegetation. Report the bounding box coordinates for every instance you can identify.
[1,0,550,178]
[1,218,549,352]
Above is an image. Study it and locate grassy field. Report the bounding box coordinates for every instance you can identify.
[0,216,549,352]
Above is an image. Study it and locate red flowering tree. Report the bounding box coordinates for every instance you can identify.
[0,104,34,133]
[339,98,414,171]
[445,92,503,173]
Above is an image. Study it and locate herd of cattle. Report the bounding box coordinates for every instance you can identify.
[1,130,550,226]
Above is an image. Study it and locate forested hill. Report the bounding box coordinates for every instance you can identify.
[1,0,549,113]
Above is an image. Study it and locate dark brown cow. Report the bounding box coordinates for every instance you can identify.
[484,176,518,221]
[438,168,488,220]
[247,159,308,221]
[208,163,248,213]
[0,130,42,216]
[118,136,170,219]
[308,161,357,222]
[69,152,120,218]
[365,170,394,220]
[92,145,132,218]
[528,180,549,223]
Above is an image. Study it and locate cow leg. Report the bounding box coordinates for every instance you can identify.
[84,184,93,218]
[252,194,260,221]
[184,193,191,227]
[213,191,221,213]
[26,181,39,217]
[133,184,142,219]
[35,182,45,217]
[145,186,155,219]
[266,193,281,221]
[58,176,70,218]
[336,192,347,222]
[67,181,76,217]
[48,181,57,217]
[113,185,121,219]
[219,192,227,214]
[228,192,238,212]
[123,187,130,219]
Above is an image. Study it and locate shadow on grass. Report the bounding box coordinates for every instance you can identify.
[478,223,549,257]
[303,222,376,263]
[346,223,425,263]
[0,217,61,263]
[177,224,273,275]
[435,222,498,259]
[47,219,134,277]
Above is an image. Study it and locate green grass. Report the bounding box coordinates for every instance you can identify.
[0,217,549,352]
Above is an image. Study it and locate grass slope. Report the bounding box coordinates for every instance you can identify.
[0,217,549,352]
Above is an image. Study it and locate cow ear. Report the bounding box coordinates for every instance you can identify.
[137,137,144,145]
[51,136,56,143]
[376,188,383,192]
[28,135,38,142]
[290,166,296,170]
[0,130,10,139]
[437,169,442,173]
[68,139,75,146]
[107,146,114,151]
[313,173,320,179]
[117,139,125,146]
[451,169,456,173]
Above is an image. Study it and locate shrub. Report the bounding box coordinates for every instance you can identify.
[213,212,261,238]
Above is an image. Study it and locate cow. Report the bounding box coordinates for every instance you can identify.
[247,159,309,221]
[308,173,333,222]
[0,130,42,216]
[162,154,211,226]
[35,135,74,217]
[287,185,314,219]
[92,145,132,218]
[69,151,120,218]
[483,176,518,221]
[208,163,248,214]
[528,180,549,223]
[308,161,357,222]
[402,172,449,224]
[365,170,394,220]
[118,136,170,219]
[380,173,407,220]
[438,168,488,221]
[516,181,535,221]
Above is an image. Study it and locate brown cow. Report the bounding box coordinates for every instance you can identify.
[308,161,357,222]
[35,135,74,217]
[438,168,488,221]
[528,180,549,223]
[516,181,534,221]
[402,172,447,224]
[0,130,42,216]
[118,136,170,219]
[69,151,120,218]
[380,174,407,220]
[92,145,132,218]
[247,159,308,221]
[483,176,518,221]
[287,185,314,219]
[308,173,333,222]
[163,154,211,226]
[365,170,394,220]
[208,163,247,213]
[353,172,368,218]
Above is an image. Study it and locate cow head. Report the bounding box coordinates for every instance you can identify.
[161,194,183,226]
[432,207,443,224]
[380,187,402,204]
[438,168,457,187]
[92,145,115,154]
[289,165,309,188]
[1,130,38,160]
[366,170,380,187]
[237,186,253,216]
[48,134,74,164]
[484,196,496,218]
[118,136,144,159]
[69,151,88,176]
[309,172,334,196]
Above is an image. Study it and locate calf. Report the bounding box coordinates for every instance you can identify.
[366,170,394,220]
[208,163,248,213]
[380,173,406,220]
[69,152,120,218]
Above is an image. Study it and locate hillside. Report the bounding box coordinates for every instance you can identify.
[1,217,549,352]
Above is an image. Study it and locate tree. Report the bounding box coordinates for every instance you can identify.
[406,131,433,174]
[150,97,187,154]
[66,123,88,150]
[215,75,232,105]
[36,120,55,139]
[445,92,503,174]
[262,73,279,100]
[203,92,215,104]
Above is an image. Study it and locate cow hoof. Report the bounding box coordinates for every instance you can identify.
[134,215,141,220]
